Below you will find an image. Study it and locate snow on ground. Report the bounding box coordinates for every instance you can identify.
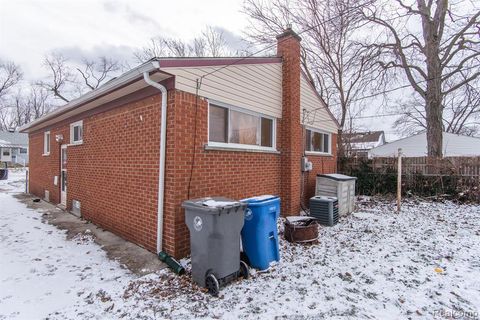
[1,170,480,319]
[0,170,132,319]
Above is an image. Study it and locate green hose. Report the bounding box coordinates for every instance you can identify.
[158,251,185,275]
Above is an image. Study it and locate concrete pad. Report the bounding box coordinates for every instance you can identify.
[14,193,166,276]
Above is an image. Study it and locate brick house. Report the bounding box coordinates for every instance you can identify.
[20,29,339,258]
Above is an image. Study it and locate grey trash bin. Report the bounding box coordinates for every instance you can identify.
[182,197,249,296]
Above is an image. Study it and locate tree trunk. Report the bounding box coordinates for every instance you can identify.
[421,0,444,158]
[337,128,345,159]
[425,84,443,158]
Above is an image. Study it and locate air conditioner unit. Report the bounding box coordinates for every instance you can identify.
[316,174,356,216]
[309,196,338,226]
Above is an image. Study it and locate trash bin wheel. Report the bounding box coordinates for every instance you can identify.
[239,261,250,279]
[205,273,220,296]
[240,251,251,266]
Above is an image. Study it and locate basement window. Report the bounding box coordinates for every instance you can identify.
[208,101,276,151]
[305,128,331,155]
[43,131,50,155]
[70,120,83,145]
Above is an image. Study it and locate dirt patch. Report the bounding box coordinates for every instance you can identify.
[14,193,166,276]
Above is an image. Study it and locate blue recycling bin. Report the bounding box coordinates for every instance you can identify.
[241,195,280,270]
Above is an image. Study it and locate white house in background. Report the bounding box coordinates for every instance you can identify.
[0,130,29,165]
[368,131,480,157]
[343,131,386,158]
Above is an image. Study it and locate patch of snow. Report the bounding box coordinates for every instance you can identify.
[1,168,479,319]
[285,216,316,223]
[202,199,239,207]
[0,168,27,193]
[352,211,377,219]
[0,192,131,319]
[241,195,276,202]
[318,173,357,180]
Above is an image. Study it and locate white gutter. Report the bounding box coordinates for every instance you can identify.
[143,64,167,254]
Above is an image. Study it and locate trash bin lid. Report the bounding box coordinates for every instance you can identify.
[316,173,357,181]
[182,197,245,213]
[240,195,278,203]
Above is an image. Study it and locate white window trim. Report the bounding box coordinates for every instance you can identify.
[43,131,50,156]
[207,99,277,152]
[70,120,83,145]
[305,127,333,156]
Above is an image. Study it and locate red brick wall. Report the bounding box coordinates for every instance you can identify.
[164,90,338,258]
[28,30,338,259]
[29,127,69,204]
[29,93,162,252]
[29,87,338,259]
[163,91,283,257]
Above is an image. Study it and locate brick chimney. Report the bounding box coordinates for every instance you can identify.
[277,28,302,215]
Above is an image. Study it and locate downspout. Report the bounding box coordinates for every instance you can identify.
[143,68,167,255]
[143,65,185,275]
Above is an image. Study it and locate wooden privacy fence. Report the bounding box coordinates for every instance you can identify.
[340,156,480,199]
[369,156,480,177]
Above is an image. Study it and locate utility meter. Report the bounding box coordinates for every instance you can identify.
[301,156,313,172]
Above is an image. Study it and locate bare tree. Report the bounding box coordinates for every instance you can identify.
[394,76,480,136]
[244,0,381,157]
[0,85,52,130]
[202,26,228,57]
[40,53,121,102]
[444,79,480,135]
[0,60,23,100]
[364,0,480,157]
[0,109,15,131]
[191,38,207,57]
[133,26,236,62]
[133,37,169,62]
[38,53,73,103]
[25,85,51,122]
[76,56,120,90]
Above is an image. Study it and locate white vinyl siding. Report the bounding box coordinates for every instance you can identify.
[161,63,283,118]
[300,75,338,133]
[0,148,12,162]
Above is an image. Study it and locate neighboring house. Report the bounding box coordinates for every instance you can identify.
[368,131,480,157]
[0,130,29,165]
[343,131,386,158]
[20,29,339,258]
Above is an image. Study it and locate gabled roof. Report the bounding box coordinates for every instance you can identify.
[368,131,480,157]
[155,56,281,68]
[0,131,28,147]
[344,131,384,143]
[20,57,282,133]
[20,56,335,133]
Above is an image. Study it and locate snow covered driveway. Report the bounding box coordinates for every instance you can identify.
[1,170,480,319]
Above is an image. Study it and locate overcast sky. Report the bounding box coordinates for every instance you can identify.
[0,0,247,76]
[0,0,398,139]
